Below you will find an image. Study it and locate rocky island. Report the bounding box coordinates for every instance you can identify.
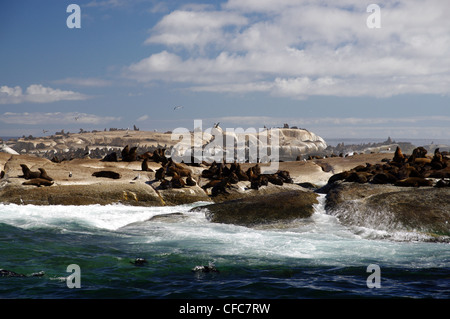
[1,128,449,242]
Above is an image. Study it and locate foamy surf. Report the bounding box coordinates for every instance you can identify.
[0,200,449,299]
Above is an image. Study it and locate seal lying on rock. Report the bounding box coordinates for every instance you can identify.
[394,177,433,187]
[326,146,448,188]
[38,168,53,181]
[22,178,54,187]
[92,171,121,179]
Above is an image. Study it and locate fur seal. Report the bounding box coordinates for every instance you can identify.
[186,174,197,186]
[166,160,192,177]
[92,171,121,179]
[22,178,54,187]
[121,145,138,162]
[141,158,153,172]
[51,156,62,163]
[130,258,148,266]
[159,178,171,190]
[170,172,186,189]
[121,145,130,160]
[211,177,232,196]
[370,172,398,184]
[20,164,41,179]
[102,152,118,162]
[394,177,433,187]
[192,263,219,273]
[38,168,53,181]
[408,146,427,163]
[155,167,166,181]
[435,179,450,188]
[392,146,405,163]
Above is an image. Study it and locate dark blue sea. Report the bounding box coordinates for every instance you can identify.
[0,195,448,305]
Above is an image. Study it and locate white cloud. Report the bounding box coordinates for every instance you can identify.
[0,84,89,104]
[206,115,450,139]
[0,112,121,125]
[125,0,450,99]
[136,114,149,122]
[85,0,130,8]
[144,9,248,51]
[53,77,111,87]
[212,115,450,127]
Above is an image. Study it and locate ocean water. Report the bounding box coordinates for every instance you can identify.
[0,195,448,300]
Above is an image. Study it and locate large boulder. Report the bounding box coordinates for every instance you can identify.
[0,182,164,206]
[192,190,319,228]
[325,182,450,241]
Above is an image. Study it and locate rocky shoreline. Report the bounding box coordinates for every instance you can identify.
[1,137,449,242]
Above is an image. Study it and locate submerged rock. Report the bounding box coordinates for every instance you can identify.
[192,190,318,227]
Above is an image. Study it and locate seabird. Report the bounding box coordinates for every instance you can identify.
[69,172,73,178]
[173,105,183,110]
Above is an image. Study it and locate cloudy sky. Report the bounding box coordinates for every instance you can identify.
[1,0,449,141]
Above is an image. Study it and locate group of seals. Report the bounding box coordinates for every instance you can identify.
[121,145,139,162]
[200,161,294,195]
[155,158,197,190]
[327,146,449,187]
[19,164,54,187]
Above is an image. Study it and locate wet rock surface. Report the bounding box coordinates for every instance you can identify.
[324,182,450,241]
[192,190,319,227]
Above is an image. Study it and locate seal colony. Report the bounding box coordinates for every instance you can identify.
[325,146,449,188]
[1,139,449,241]
[11,144,449,193]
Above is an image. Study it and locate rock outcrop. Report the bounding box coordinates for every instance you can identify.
[192,189,318,228]
[325,182,450,241]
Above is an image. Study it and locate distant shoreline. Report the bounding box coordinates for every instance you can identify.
[3,135,449,146]
[322,138,450,147]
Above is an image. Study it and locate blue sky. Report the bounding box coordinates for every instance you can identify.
[1,0,449,140]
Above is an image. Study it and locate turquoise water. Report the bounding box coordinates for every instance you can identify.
[0,197,449,299]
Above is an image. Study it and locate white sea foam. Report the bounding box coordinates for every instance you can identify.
[0,200,448,269]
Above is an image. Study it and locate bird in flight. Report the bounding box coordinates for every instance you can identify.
[173,105,183,110]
